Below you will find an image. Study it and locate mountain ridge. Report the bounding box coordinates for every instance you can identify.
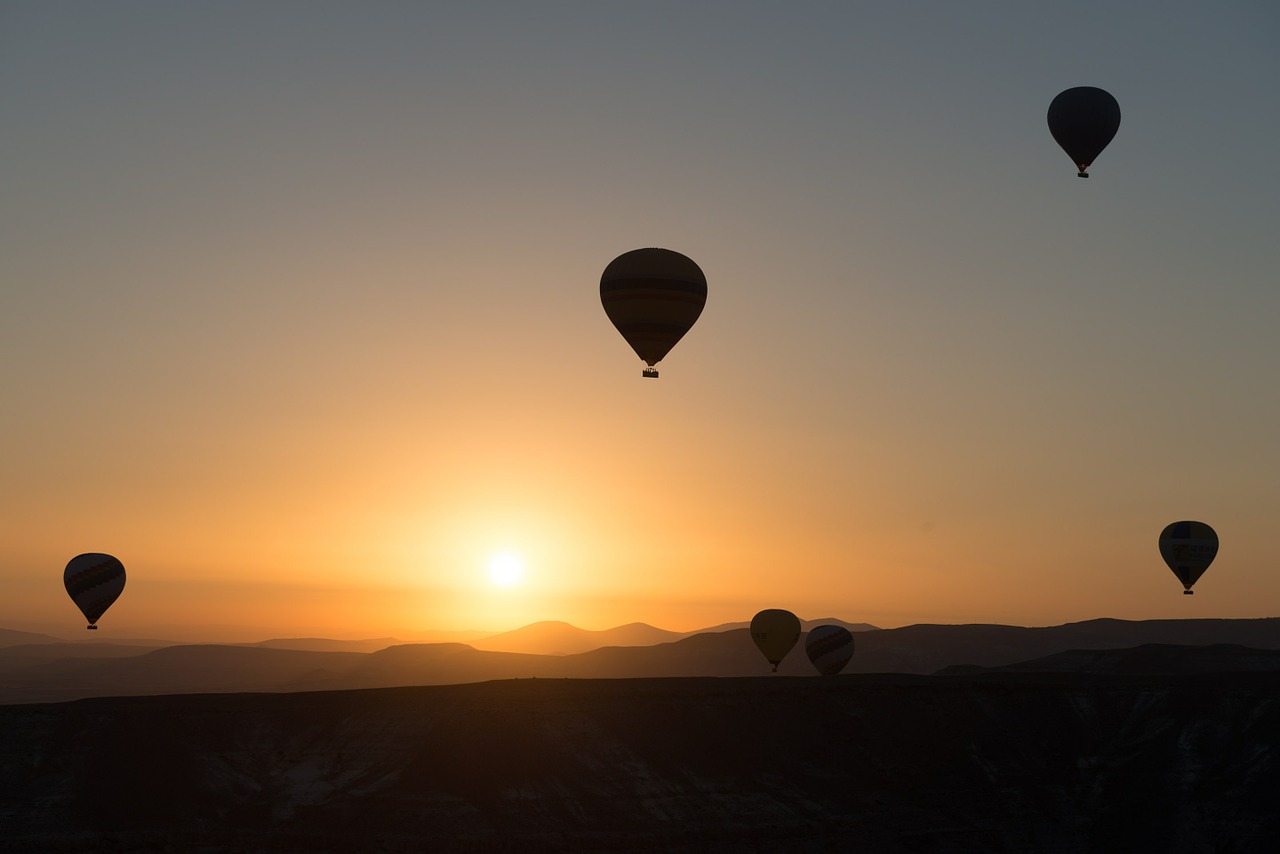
[470,619,685,655]
[4,617,1280,705]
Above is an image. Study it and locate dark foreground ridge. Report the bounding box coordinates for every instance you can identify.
[2,669,1279,853]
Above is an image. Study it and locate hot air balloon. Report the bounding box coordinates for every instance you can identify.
[600,248,706,378]
[1047,87,1120,177]
[805,625,854,676]
[750,609,800,672]
[1159,521,1217,595]
[64,553,126,629]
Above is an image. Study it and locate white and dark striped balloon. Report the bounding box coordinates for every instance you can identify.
[63,553,126,629]
[804,625,854,676]
[1158,521,1217,595]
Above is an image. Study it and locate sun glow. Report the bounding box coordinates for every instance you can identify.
[487,551,525,588]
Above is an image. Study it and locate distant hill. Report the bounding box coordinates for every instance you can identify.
[394,628,492,644]
[0,628,64,648]
[5,617,1280,705]
[0,641,171,670]
[849,617,1280,674]
[694,617,880,634]
[3,673,1278,852]
[938,642,1280,676]
[469,618,876,655]
[0,644,366,705]
[471,620,685,655]
[252,637,402,653]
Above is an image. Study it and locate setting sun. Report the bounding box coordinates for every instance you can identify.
[487,551,525,588]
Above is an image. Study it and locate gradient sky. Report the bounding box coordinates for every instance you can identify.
[3,1,1278,640]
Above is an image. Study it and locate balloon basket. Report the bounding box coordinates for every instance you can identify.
[87,625,98,630]
[1183,590,1194,595]
[642,367,659,378]
[1077,171,1089,178]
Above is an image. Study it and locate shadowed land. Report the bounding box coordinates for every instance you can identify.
[2,665,1279,853]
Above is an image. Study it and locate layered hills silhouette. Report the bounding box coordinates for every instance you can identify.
[695,616,879,635]
[3,668,1278,852]
[4,617,1280,705]
[939,642,1280,676]
[469,620,686,655]
[251,637,404,653]
[0,628,61,646]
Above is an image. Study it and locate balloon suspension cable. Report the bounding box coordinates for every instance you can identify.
[642,366,659,378]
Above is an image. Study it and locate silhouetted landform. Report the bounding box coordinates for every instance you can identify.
[470,620,685,655]
[251,637,404,653]
[0,628,63,646]
[3,617,1280,705]
[695,616,879,635]
[396,628,492,644]
[0,642,171,668]
[0,645,365,704]
[937,642,1280,676]
[2,672,1277,853]
[850,617,1280,674]
[472,619,876,655]
[0,630,178,649]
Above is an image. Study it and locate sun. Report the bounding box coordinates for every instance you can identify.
[486,551,525,588]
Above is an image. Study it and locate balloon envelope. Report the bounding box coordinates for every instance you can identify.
[64,553,126,628]
[1159,521,1217,594]
[750,609,801,672]
[805,625,854,676]
[1047,87,1120,176]
[600,248,706,377]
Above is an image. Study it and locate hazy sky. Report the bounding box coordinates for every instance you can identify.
[3,1,1278,640]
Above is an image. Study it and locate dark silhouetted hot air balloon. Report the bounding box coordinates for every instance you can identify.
[750,609,800,672]
[804,625,854,676]
[1159,521,1217,595]
[600,248,706,378]
[1047,87,1120,177]
[64,553,126,629]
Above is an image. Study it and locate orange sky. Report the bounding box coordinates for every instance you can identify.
[3,4,1279,641]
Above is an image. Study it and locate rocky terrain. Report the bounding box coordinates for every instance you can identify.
[2,657,1278,852]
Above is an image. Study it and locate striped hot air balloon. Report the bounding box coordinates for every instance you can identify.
[600,248,707,378]
[64,553,126,629]
[1158,521,1217,595]
[804,625,854,676]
